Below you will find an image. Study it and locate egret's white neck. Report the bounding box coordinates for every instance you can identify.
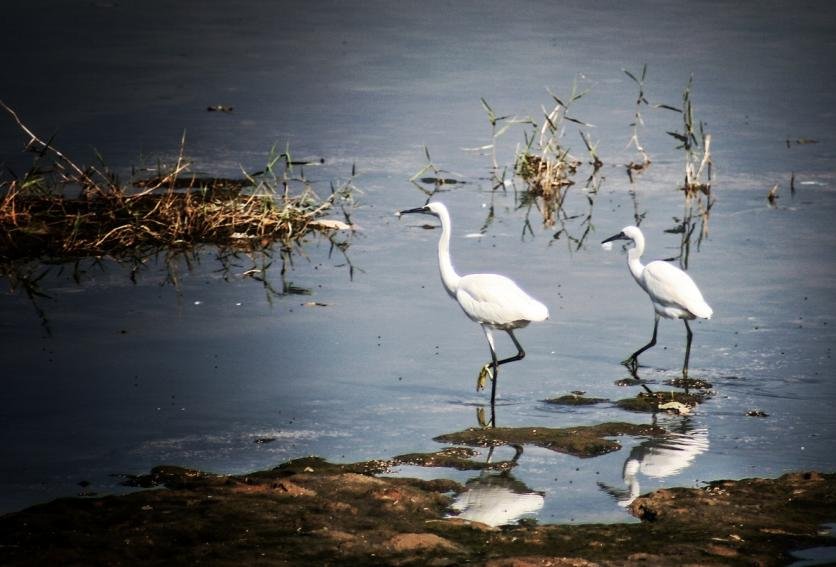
[435,206,461,296]
[627,232,646,283]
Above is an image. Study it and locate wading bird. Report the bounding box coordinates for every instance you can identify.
[602,226,712,380]
[397,202,549,413]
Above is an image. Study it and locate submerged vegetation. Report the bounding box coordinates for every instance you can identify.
[0,101,358,323]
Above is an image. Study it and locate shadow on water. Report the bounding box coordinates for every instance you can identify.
[2,225,357,334]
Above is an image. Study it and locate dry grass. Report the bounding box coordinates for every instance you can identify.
[514,98,583,202]
[0,177,352,262]
[507,82,600,250]
[0,101,358,325]
[0,101,355,263]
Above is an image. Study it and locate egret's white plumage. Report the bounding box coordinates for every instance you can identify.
[602,225,712,379]
[398,202,548,411]
[457,274,549,330]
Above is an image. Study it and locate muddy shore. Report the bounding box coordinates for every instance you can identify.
[1,452,833,566]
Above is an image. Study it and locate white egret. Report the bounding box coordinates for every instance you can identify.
[397,202,549,410]
[601,226,712,379]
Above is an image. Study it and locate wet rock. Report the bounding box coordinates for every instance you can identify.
[615,391,705,413]
[433,423,666,458]
[393,447,505,470]
[1,460,834,566]
[663,377,713,389]
[483,557,599,566]
[387,532,465,554]
[543,394,608,406]
[614,376,648,387]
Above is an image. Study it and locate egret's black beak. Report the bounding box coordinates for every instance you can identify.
[601,231,628,245]
[397,205,431,217]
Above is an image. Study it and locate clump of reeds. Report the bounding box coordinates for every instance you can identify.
[512,80,605,244]
[472,98,537,190]
[662,77,713,268]
[669,76,712,199]
[464,80,601,248]
[624,65,653,181]
[1,102,355,259]
[514,89,585,199]
[0,101,357,301]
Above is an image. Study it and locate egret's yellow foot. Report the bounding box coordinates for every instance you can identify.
[476,364,494,392]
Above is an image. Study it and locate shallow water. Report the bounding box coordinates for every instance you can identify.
[1,0,836,524]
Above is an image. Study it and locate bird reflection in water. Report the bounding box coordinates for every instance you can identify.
[447,445,545,527]
[599,418,709,507]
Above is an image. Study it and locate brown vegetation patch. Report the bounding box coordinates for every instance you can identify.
[614,391,707,413]
[433,422,666,458]
[543,394,608,406]
[1,459,834,566]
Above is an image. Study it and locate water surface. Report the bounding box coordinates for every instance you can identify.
[1,0,835,524]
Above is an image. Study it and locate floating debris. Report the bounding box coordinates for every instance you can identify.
[786,138,819,147]
[309,219,353,231]
[768,183,780,206]
[658,401,691,415]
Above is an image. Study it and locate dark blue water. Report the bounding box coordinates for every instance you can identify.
[1,0,835,524]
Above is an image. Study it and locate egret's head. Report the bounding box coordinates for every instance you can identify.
[396,201,447,218]
[602,225,642,245]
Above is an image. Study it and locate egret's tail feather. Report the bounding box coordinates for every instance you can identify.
[693,303,713,320]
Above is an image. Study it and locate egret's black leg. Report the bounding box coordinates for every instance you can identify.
[624,315,660,371]
[488,344,499,412]
[683,319,693,380]
[497,330,526,367]
[490,330,524,416]
[628,365,655,395]
[481,329,525,425]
